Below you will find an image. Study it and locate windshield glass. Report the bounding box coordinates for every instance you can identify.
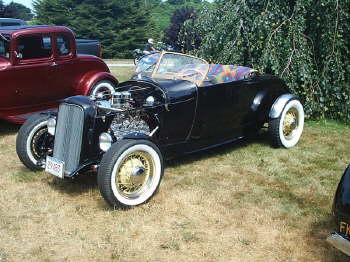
[135,52,161,76]
[0,34,10,59]
[153,53,209,85]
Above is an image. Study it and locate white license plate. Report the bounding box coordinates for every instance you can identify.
[45,156,65,179]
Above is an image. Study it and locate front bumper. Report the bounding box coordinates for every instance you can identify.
[327,232,350,256]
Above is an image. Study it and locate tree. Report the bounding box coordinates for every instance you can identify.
[0,1,33,20]
[34,0,152,58]
[6,2,33,20]
[163,7,197,51]
[185,0,350,122]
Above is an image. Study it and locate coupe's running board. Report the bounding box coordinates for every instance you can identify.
[3,108,57,124]
[5,112,38,124]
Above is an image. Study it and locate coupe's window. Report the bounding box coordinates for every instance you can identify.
[57,35,71,56]
[17,35,52,60]
[0,35,10,58]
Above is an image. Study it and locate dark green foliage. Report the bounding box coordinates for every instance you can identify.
[184,0,350,121]
[34,0,152,58]
[164,7,198,51]
[149,0,210,41]
[0,1,33,20]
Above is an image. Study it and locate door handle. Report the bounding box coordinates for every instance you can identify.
[50,62,58,67]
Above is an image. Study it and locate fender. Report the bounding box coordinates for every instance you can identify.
[123,133,151,140]
[269,94,297,119]
[76,71,119,96]
[332,164,350,224]
[39,110,58,117]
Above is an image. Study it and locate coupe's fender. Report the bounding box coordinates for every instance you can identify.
[332,165,350,223]
[76,72,119,96]
[269,94,297,119]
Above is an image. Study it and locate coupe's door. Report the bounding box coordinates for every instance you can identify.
[48,34,78,100]
[13,34,53,106]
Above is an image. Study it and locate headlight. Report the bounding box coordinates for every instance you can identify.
[99,132,113,152]
[47,117,56,135]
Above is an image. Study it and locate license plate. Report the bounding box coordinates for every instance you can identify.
[340,221,350,236]
[45,156,65,179]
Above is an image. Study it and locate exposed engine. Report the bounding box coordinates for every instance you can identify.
[110,112,150,140]
[91,84,165,141]
[92,86,161,111]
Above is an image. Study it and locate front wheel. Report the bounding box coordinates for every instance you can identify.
[97,139,164,208]
[268,99,304,148]
[16,114,54,170]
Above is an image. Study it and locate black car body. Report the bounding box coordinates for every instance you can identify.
[327,165,350,256]
[17,52,305,208]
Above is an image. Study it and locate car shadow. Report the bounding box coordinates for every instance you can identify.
[167,129,270,167]
[45,130,271,205]
[0,120,20,135]
[47,171,98,196]
[308,215,349,261]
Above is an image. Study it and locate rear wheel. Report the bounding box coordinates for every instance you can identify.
[269,99,304,148]
[16,114,54,170]
[89,80,116,98]
[97,139,164,208]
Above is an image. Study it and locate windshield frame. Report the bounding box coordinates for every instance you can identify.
[151,51,209,86]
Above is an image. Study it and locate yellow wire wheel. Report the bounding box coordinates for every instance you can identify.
[269,99,304,148]
[116,150,154,198]
[98,139,164,208]
[282,107,299,140]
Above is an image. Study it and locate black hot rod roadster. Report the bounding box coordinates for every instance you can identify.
[16,51,304,208]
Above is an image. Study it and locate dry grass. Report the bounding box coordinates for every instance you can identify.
[0,65,349,261]
[109,66,135,83]
[1,120,349,261]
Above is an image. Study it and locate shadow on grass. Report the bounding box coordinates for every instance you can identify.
[44,130,270,208]
[167,130,270,168]
[309,215,349,261]
[47,172,135,211]
[47,171,98,196]
[0,120,20,135]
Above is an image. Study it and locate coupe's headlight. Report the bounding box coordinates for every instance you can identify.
[99,132,113,152]
[47,117,56,135]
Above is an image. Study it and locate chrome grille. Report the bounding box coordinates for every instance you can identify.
[53,103,84,175]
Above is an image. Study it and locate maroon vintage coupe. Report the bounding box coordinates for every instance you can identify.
[0,25,118,123]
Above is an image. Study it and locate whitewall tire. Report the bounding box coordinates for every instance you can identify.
[269,99,304,148]
[89,80,116,98]
[16,114,53,170]
[97,139,164,208]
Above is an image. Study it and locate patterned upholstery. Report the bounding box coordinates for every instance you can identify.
[179,63,210,81]
[205,64,257,85]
